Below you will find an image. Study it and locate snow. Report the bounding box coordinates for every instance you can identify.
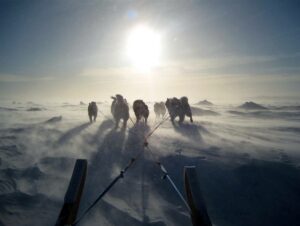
[239,101,268,110]
[196,100,213,106]
[0,100,300,226]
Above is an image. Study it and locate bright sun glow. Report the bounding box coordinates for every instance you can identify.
[126,25,161,72]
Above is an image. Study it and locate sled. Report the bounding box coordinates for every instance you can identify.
[55,160,212,226]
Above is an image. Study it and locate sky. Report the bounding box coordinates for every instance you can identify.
[0,0,300,103]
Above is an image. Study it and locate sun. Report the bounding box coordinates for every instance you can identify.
[126,24,161,72]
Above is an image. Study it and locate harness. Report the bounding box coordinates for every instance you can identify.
[72,114,194,226]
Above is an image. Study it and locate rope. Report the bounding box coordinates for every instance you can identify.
[144,115,170,141]
[144,145,191,213]
[129,116,135,125]
[98,109,111,120]
[72,153,144,225]
[126,113,170,146]
[72,114,170,225]
[156,161,191,212]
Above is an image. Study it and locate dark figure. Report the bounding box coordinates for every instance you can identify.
[133,100,149,124]
[111,94,129,128]
[154,102,166,118]
[88,102,98,123]
[165,96,193,123]
[180,96,193,123]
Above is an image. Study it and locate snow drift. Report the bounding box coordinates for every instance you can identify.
[0,101,300,226]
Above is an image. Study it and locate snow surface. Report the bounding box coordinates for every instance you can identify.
[0,100,300,226]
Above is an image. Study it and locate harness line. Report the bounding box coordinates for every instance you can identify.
[98,109,111,121]
[144,115,170,141]
[129,116,135,125]
[72,151,144,226]
[145,145,191,213]
[72,115,170,225]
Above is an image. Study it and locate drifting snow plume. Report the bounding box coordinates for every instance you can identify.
[44,116,62,124]
[0,101,300,226]
[190,106,219,116]
[27,107,44,111]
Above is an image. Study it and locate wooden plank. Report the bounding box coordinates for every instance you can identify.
[184,166,212,226]
[55,159,87,226]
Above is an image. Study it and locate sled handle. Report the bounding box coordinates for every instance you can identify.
[55,159,87,226]
[184,166,212,226]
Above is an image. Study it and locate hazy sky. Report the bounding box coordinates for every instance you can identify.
[0,0,299,102]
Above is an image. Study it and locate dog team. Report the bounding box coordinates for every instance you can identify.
[88,94,193,127]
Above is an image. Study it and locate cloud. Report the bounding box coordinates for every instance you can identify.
[0,74,54,82]
[79,67,135,78]
[181,52,296,73]
[77,52,300,87]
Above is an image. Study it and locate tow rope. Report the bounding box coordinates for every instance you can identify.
[145,145,191,213]
[97,109,111,120]
[72,114,170,225]
[72,151,144,225]
[144,114,170,141]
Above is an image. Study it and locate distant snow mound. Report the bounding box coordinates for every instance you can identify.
[191,106,219,116]
[0,107,18,111]
[196,99,213,106]
[27,107,44,111]
[44,116,62,124]
[239,101,267,110]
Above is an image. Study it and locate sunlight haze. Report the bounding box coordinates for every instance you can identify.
[0,0,299,103]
